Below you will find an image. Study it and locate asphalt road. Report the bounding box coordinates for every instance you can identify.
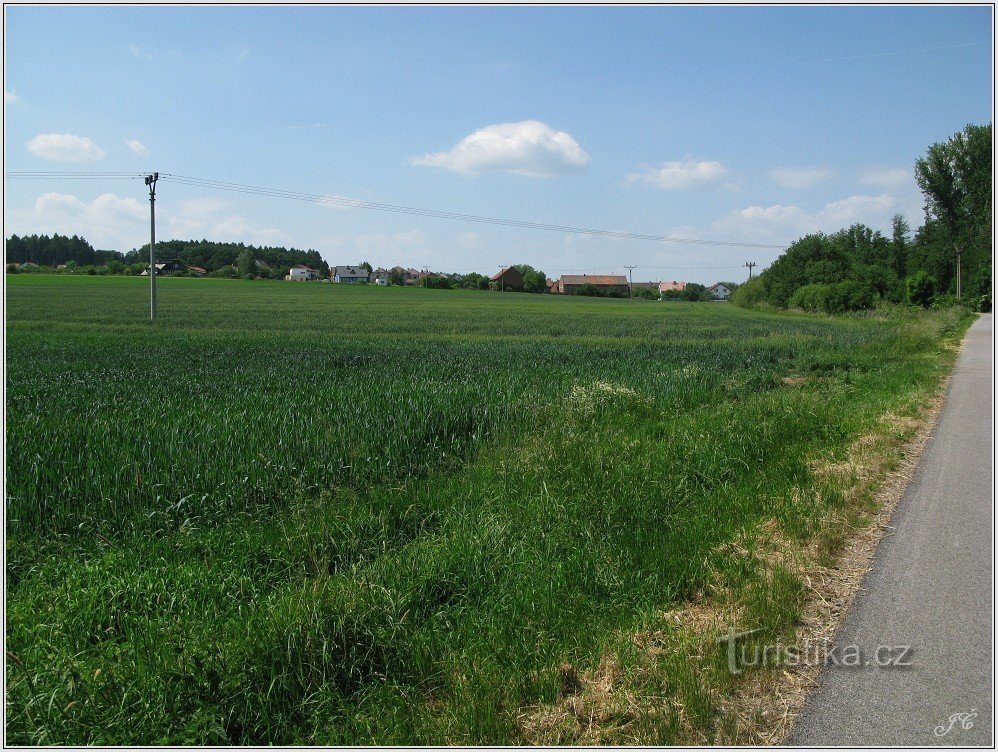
[790,314,994,747]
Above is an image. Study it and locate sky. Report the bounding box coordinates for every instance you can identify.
[3,5,993,283]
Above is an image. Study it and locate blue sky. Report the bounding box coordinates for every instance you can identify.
[4,5,993,283]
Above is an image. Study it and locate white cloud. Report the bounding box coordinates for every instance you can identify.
[626,159,726,190]
[457,231,481,248]
[167,197,226,236]
[769,167,834,189]
[6,190,290,252]
[125,138,149,156]
[27,133,105,162]
[130,44,152,60]
[5,89,19,105]
[736,203,809,225]
[712,193,897,242]
[5,192,146,249]
[235,47,250,63]
[166,197,286,246]
[819,194,896,226]
[411,120,590,177]
[859,166,911,189]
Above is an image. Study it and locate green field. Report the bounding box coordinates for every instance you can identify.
[5,275,970,744]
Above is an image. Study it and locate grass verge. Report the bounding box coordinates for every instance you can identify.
[5,277,975,744]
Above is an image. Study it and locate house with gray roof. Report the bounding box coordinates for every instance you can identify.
[333,265,370,283]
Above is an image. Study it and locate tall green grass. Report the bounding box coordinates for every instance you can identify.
[5,276,965,744]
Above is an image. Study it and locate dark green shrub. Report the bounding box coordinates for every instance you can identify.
[833,280,874,312]
[931,294,962,310]
[632,286,659,300]
[731,276,766,308]
[905,271,935,308]
[788,283,830,313]
[789,281,873,314]
[419,274,454,290]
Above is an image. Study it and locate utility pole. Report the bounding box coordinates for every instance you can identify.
[145,172,159,320]
[955,243,964,298]
[744,261,756,280]
[624,265,637,298]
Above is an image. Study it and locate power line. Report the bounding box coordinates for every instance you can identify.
[5,170,785,250]
[5,169,790,254]
[159,173,787,249]
[5,171,147,180]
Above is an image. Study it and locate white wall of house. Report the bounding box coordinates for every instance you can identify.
[709,284,732,300]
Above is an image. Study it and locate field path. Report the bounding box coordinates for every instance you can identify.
[790,314,993,746]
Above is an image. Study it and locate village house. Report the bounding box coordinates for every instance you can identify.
[141,260,187,276]
[708,282,732,301]
[490,266,524,291]
[188,265,208,277]
[285,265,319,282]
[556,274,629,296]
[333,265,370,283]
[659,280,687,294]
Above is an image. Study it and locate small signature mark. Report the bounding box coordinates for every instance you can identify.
[934,709,978,737]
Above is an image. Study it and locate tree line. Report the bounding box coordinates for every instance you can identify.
[733,123,991,313]
[5,236,328,278]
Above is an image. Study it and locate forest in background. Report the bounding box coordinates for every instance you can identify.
[734,123,992,313]
[4,237,327,279]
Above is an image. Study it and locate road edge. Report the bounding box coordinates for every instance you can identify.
[715,315,974,745]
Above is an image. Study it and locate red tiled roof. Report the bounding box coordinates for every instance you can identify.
[560,275,628,286]
[659,280,687,292]
[490,266,515,281]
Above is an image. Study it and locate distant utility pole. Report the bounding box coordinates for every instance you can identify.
[744,261,757,280]
[145,172,159,320]
[955,243,964,298]
[624,265,637,298]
